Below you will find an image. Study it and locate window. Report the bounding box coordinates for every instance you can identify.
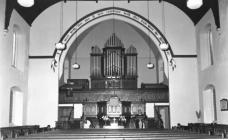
[11,24,26,71]
[199,24,214,70]
[12,30,17,67]
[208,26,214,65]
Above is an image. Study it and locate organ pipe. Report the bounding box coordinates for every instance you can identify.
[90,34,137,79]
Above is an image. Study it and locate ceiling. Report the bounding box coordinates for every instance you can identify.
[4,0,220,30]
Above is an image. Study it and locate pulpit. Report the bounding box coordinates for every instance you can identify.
[103,96,124,129]
[107,96,122,117]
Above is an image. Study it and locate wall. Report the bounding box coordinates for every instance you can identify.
[29,1,198,127]
[196,1,228,124]
[0,0,30,127]
[27,59,58,127]
[169,58,199,126]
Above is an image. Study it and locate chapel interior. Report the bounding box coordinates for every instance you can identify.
[1,0,228,139]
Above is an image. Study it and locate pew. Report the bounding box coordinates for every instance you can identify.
[0,125,51,139]
[174,123,228,138]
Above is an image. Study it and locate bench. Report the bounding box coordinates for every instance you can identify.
[0,125,51,139]
[174,123,228,138]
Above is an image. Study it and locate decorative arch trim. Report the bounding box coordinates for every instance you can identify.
[51,7,176,71]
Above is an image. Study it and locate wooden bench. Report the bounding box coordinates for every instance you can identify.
[174,123,228,138]
[213,124,228,138]
[0,125,52,139]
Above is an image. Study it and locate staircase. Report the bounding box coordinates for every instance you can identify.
[7,129,220,140]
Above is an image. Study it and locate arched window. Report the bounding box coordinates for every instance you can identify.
[199,24,214,70]
[12,25,19,67]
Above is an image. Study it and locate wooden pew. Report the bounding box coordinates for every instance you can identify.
[213,124,228,138]
[0,125,52,139]
[174,123,228,138]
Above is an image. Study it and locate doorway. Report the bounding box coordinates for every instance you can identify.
[154,106,170,129]
[203,85,217,123]
[9,87,23,126]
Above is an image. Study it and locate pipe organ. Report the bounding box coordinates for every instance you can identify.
[90,33,138,89]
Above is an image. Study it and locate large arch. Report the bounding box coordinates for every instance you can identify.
[51,7,176,77]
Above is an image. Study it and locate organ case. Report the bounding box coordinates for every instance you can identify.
[90,33,138,89]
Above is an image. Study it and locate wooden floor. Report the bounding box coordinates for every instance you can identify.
[7,129,221,140]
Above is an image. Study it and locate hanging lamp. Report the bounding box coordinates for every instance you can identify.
[187,0,203,10]
[17,0,34,7]
[146,0,154,69]
[55,2,65,51]
[159,1,169,51]
[72,61,80,69]
[72,0,80,69]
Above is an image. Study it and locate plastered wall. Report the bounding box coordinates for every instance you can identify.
[0,0,30,127]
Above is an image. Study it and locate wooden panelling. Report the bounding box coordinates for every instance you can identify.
[59,89,169,104]
[83,103,97,117]
[131,103,145,115]
[58,107,74,121]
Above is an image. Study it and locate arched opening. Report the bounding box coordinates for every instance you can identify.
[52,7,175,78]
[9,87,23,126]
[55,7,171,129]
[203,85,217,123]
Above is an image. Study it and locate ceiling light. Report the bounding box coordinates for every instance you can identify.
[17,0,34,7]
[187,0,203,10]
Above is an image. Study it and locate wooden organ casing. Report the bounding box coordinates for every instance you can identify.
[90,33,137,89]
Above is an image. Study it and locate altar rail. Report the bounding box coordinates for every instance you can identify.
[173,123,228,138]
[0,125,51,139]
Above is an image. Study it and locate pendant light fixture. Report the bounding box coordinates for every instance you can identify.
[55,2,65,51]
[112,0,115,34]
[146,0,154,69]
[17,0,34,7]
[160,1,169,51]
[147,49,155,69]
[187,0,203,10]
[72,0,80,69]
